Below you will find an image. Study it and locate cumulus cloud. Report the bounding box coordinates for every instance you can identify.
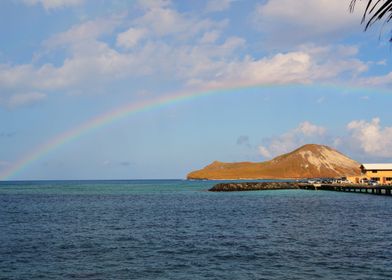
[258,121,327,159]
[205,0,233,12]
[136,1,228,38]
[0,1,372,108]
[258,146,272,159]
[199,30,221,44]
[0,14,139,102]
[359,72,392,87]
[347,118,392,157]
[116,28,147,49]
[137,0,171,10]
[191,44,367,90]
[136,4,185,37]
[377,60,387,66]
[43,15,124,49]
[23,0,84,10]
[253,0,365,44]
[0,41,136,92]
[1,14,240,97]
[203,51,313,88]
[0,5,234,103]
[298,121,326,136]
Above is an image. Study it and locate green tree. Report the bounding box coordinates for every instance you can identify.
[350,0,392,40]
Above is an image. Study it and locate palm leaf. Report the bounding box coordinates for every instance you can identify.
[350,0,392,40]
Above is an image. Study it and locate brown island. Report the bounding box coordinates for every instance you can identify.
[188,144,392,195]
[187,144,360,180]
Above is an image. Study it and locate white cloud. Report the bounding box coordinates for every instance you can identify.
[44,15,124,49]
[23,0,84,10]
[377,60,387,66]
[199,30,221,44]
[205,0,233,12]
[258,121,327,159]
[191,44,367,90]
[0,8,230,106]
[136,5,183,37]
[216,51,313,86]
[137,0,171,10]
[0,2,371,108]
[347,118,392,157]
[359,72,392,87]
[0,14,139,100]
[0,42,131,91]
[136,1,227,38]
[116,28,147,49]
[297,121,326,136]
[0,34,367,107]
[258,146,272,158]
[253,0,365,44]
[8,92,46,108]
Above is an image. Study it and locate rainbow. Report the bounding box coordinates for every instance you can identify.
[0,83,276,180]
[0,83,383,180]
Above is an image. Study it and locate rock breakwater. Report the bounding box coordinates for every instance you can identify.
[209,182,300,192]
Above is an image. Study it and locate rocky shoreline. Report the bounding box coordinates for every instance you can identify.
[209,182,301,192]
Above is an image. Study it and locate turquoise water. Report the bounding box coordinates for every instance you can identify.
[1,180,392,279]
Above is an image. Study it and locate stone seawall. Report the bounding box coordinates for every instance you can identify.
[209,182,300,192]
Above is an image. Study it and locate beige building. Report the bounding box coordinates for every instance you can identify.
[359,164,392,184]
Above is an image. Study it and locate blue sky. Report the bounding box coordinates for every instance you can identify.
[2,0,392,180]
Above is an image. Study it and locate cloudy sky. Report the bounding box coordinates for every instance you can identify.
[1,0,392,180]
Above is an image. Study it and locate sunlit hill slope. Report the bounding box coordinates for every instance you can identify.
[187,144,361,180]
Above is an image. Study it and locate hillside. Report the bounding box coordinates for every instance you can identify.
[187,144,361,180]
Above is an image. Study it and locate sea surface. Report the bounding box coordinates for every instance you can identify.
[1,180,392,280]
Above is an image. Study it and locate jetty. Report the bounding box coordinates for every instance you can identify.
[300,183,392,196]
[209,182,392,196]
[210,182,300,192]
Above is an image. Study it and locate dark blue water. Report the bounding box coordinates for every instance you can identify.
[1,180,392,279]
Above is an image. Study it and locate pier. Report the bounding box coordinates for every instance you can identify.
[210,182,392,196]
[299,184,392,196]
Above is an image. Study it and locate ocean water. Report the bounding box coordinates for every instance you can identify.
[1,180,392,280]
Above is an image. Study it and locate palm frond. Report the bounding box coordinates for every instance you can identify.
[350,0,392,29]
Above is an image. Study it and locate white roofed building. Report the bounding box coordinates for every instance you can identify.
[360,164,392,184]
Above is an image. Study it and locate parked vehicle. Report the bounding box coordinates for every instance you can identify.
[368,180,379,186]
[360,178,369,184]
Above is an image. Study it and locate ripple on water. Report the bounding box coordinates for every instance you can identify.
[1,180,392,279]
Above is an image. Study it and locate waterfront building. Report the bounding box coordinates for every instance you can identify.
[359,164,392,184]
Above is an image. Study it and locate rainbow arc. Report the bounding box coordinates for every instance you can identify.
[0,83,381,180]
